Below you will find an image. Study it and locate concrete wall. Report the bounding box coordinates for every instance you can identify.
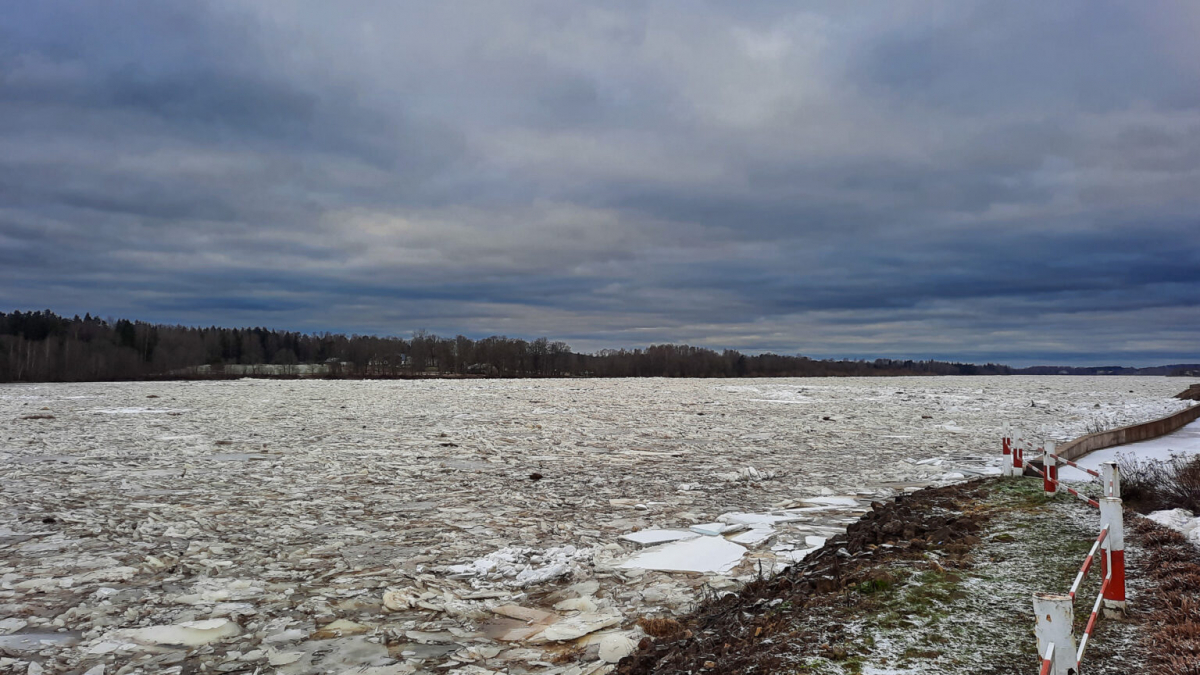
[1059,402,1200,461]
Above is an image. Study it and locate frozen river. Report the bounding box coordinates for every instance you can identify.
[0,377,1192,674]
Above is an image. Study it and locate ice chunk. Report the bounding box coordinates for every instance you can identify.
[689,522,746,536]
[620,537,747,573]
[714,467,777,482]
[719,512,804,526]
[729,527,775,547]
[598,633,638,663]
[311,619,370,639]
[554,596,598,613]
[619,529,699,547]
[446,546,593,587]
[121,618,240,646]
[781,547,820,563]
[540,611,622,641]
[382,587,420,611]
[492,605,559,625]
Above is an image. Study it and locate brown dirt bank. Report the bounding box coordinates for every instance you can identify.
[615,480,992,674]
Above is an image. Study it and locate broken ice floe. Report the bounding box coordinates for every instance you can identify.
[541,611,623,641]
[114,618,241,647]
[689,522,747,536]
[720,512,808,526]
[620,536,748,573]
[446,545,593,587]
[729,527,776,546]
[619,529,699,547]
[598,633,638,663]
[714,466,778,482]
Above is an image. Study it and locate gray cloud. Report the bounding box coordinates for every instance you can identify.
[1,0,1198,365]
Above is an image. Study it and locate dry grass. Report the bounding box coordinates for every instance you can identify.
[636,616,684,638]
[1131,516,1200,674]
[1118,454,1200,513]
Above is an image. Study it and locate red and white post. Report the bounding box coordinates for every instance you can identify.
[1002,425,1013,477]
[1042,441,1058,496]
[1033,593,1077,675]
[1099,496,1126,614]
[1101,460,1120,499]
[1013,433,1025,475]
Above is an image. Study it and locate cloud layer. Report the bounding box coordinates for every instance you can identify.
[2,1,1198,365]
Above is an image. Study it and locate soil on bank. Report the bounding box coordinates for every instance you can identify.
[616,477,1196,674]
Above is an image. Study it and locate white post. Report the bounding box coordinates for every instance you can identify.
[1014,433,1025,474]
[1043,441,1058,496]
[1100,461,1120,499]
[1033,593,1077,675]
[1099,497,1127,614]
[1002,424,1013,477]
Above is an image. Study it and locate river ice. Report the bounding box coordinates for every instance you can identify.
[0,376,1192,674]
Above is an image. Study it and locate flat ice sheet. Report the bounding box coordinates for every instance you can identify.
[619,529,699,546]
[620,536,747,573]
[729,527,776,546]
[1059,416,1200,482]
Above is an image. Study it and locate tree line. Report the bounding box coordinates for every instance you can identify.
[0,309,1017,382]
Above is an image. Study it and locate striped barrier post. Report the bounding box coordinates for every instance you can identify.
[1033,593,1077,675]
[1002,426,1013,477]
[1099,497,1126,614]
[1027,435,1129,669]
[1027,462,1099,509]
[1078,572,1111,666]
[1100,461,1120,499]
[1042,441,1058,496]
[1014,434,1025,474]
[1048,453,1100,479]
[1068,526,1108,602]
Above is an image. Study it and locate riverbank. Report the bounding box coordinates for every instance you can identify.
[615,476,1197,674]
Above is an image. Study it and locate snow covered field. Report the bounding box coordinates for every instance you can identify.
[0,377,1192,674]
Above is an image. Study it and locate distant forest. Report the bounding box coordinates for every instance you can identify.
[0,310,1193,383]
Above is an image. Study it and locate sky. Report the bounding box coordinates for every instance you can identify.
[1,1,1198,366]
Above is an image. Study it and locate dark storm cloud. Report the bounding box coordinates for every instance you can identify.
[1,0,1198,365]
